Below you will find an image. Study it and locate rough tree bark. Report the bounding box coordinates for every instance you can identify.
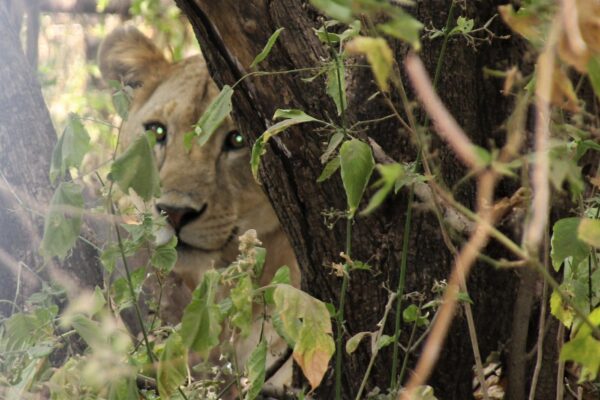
[0,2,102,317]
[174,1,547,399]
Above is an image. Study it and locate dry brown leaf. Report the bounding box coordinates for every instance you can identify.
[499,5,543,42]
[550,66,579,112]
[558,0,600,72]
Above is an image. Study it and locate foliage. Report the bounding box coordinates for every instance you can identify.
[10,0,600,398]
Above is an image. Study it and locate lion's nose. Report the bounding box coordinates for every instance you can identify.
[155,204,205,232]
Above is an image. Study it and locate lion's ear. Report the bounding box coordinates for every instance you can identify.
[98,26,168,88]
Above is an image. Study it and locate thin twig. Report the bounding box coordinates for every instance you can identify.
[399,172,497,400]
[561,0,586,57]
[528,232,550,400]
[355,292,397,400]
[556,323,565,400]
[405,53,482,171]
[462,279,490,400]
[524,16,561,250]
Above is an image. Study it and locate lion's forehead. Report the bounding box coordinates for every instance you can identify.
[129,58,217,131]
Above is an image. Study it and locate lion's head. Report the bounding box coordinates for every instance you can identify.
[98,27,299,394]
[98,27,295,288]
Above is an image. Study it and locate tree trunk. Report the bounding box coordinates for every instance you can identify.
[174,1,527,398]
[0,1,102,317]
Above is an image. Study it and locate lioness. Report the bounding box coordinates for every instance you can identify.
[98,26,299,393]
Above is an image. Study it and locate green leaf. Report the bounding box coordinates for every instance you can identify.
[265,266,291,305]
[560,334,600,381]
[346,36,394,91]
[361,163,404,215]
[377,9,423,51]
[340,139,374,217]
[244,340,267,400]
[349,260,371,271]
[559,307,600,381]
[109,133,161,201]
[376,334,395,350]
[230,276,253,337]
[403,304,420,323]
[457,291,473,304]
[40,182,84,260]
[314,20,360,44]
[108,377,138,400]
[251,109,322,179]
[317,156,341,183]
[273,284,334,390]
[309,0,352,22]
[180,270,222,356]
[113,89,131,120]
[449,16,475,36]
[253,246,267,278]
[112,267,146,312]
[151,236,178,272]
[551,218,590,272]
[588,55,600,101]
[70,314,104,348]
[578,218,600,248]
[100,245,120,274]
[49,113,91,183]
[345,331,370,354]
[183,131,195,152]
[250,28,284,68]
[326,60,347,116]
[158,332,188,399]
[321,131,345,164]
[195,85,234,146]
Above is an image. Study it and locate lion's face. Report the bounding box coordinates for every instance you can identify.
[99,27,280,274]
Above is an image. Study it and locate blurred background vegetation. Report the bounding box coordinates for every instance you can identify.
[33,0,196,161]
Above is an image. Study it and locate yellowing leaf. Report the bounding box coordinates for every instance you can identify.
[550,289,574,328]
[377,10,423,51]
[578,218,600,248]
[346,331,370,354]
[346,37,393,92]
[561,335,600,381]
[560,307,600,381]
[273,284,334,390]
[557,1,600,72]
[294,321,335,390]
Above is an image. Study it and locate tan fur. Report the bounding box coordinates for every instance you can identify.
[99,27,299,393]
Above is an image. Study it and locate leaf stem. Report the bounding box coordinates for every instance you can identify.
[114,220,155,363]
[390,183,414,388]
[335,217,352,400]
[390,3,455,387]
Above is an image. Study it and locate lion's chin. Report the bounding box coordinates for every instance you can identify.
[176,226,239,253]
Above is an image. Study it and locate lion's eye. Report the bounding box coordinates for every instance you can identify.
[144,122,167,143]
[224,130,245,151]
